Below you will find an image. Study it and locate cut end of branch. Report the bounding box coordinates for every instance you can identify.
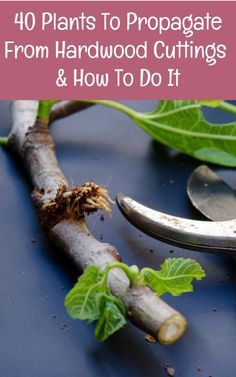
[157,314,187,345]
[34,182,114,229]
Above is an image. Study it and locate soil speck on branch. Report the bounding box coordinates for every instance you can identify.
[145,334,157,343]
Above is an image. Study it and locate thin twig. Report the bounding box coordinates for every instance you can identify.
[50,101,94,124]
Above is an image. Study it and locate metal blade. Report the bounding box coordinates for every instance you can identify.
[116,193,236,254]
[187,165,236,222]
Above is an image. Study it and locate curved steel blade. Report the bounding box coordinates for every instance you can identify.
[116,193,236,254]
[187,165,236,222]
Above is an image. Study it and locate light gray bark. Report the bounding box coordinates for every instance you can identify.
[8,100,187,344]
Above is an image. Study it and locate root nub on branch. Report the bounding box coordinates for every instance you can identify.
[32,182,114,229]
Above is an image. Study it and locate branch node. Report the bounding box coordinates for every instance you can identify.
[32,182,114,229]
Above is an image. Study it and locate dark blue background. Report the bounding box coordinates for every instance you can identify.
[0,101,235,377]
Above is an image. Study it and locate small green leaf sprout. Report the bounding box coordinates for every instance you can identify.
[65,258,205,341]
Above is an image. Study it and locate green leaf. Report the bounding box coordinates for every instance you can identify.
[0,136,8,145]
[193,148,236,166]
[82,99,236,167]
[64,265,104,321]
[142,258,205,296]
[95,294,126,341]
[65,264,127,341]
[133,100,236,167]
[65,258,204,341]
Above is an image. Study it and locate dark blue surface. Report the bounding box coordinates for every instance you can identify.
[0,101,235,377]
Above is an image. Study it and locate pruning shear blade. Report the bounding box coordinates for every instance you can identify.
[116,193,236,254]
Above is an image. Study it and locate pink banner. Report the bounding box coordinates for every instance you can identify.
[2,1,235,2]
[0,2,235,99]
